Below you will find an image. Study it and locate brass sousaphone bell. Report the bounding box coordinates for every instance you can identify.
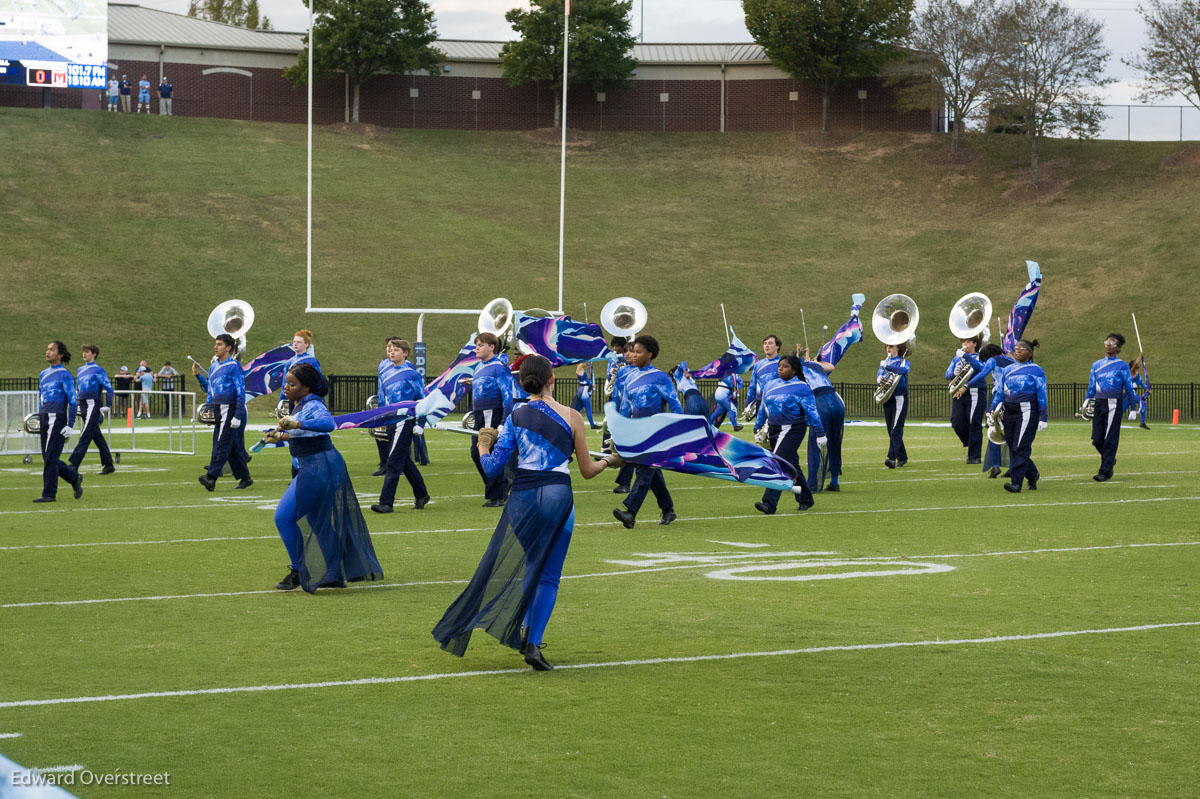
[947,292,993,394]
[477,297,515,351]
[871,294,919,403]
[206,299,256,354]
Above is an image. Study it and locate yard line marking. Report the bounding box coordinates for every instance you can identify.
[4,495,1200,552]
[707,541,771,548]
[0,732,22,738]
[2,621,1196,709]
[31,765,85,773]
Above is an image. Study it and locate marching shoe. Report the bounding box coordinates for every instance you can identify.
[519,625,530,654]
[1003,482,1021,493]
[1027,474,1039,491]
[100,465,116,475]
[987,467,1001,479]
[482,498,505,508]
[414,495,430,510]
[276,568,301,591]
[32,496,55,503]
[235,478,254,490]
[966,457,981,464]
[316,578,347,590]
[733,425,744,432]
[897,460,907,468]
[524,643,554,671]
[884,459,896,469]
[72,475,84,499]
[754,502,775,515]
[372,466,387,477]
[612,508,636,529]
[612,485,630,494]
[1093,473,1109,482]
[198,474,216,492]
[659,510,677,526]
[1000,470,1011,479]
[371,504,393,514]
[796,502,814,511]
[825,483,840,492]
[1139,422,1150,430]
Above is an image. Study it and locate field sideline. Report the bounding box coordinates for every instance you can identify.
[1,417,1198,796]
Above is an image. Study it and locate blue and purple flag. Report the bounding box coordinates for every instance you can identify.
[243,344,295,399]
[672,363,710,417]
[688,329,755,379]
[605,402,798,492]
[333,401,419,431]
[1002,260,1042,355]
[426,335,479,403]
[818,294,865,366]
[514,313,613,367]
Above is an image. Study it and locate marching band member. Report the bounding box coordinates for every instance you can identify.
[754,355,825,513]
[609,339,636,494]
[1086,333,1140,482]
[975,343,1013,478]
[947,334,986,464]
[990,339,1047,493]
[372,353,390,476]
[612,335,682,529]
[571,362,600,429]
[68,344,116,475]
[709,372,744,431]
[879,341,911,468]
[269,364,383,593]
[371,338,430,513]
[469,332,514,507]
[195,334,253,491]
[742,335,782,421]
[1129,355,1151,430]
[279,329,320,414]
[803,293,864,492]
[433,355,620,671]
[34,341,83,503]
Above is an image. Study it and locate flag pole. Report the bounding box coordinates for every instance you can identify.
[556,0,570,316]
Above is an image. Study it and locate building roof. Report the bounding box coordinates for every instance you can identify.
[108,4,770,63]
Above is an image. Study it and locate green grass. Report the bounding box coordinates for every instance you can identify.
[2,418,1198,795]
[1,107,1197,385]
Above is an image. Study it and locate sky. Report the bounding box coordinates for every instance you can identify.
[127,0,1192,112]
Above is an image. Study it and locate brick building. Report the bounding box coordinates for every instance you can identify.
[0,3,941,133]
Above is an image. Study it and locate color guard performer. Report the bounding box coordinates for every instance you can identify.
[608,338,636,494]
[571,362,600,429]
[33,341,83,503]
[802,293,864,492]
[196,334,253,491]
[1128,355,1150,430]
[710,371,744,431]
[990,339,1047,493]
[468,332,514,507]
[753,355,824,513]
[279,329,320,414]
[1086,333,1140,482]
[68,344,116,474]
[371,338,430,513]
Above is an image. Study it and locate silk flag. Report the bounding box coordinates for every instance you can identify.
[605,402,798,492]
[243,344,295,399]
[818,294,865,366]
[514,314,613,367]
[332,401,419,431]
[688,329,755,379]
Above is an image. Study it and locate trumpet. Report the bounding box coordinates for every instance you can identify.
[871,293,919,403]
[947,292,992,394]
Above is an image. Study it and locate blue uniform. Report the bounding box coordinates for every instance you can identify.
[947,351,986,461]
[37,365,81,500]
[981,354,1014,474]
[470,356,516,503]
[435,400,577,656]
[377,361,429,507]
[274,394,383,592]
[201,356,250,483]
[617,365,682,519]
[991,361,1048,489]
[801,361,845,492]
[878,356,911,464]
[744,356,780,409]
[608,362,636,489]
[756,377,824,512]
[70,362,115,470]
[279,351,320,408]
[709,373,743,430]
[571,366,597,427]
[1086,356,1140,479]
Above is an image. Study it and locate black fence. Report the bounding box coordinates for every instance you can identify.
[321,376,1200,422]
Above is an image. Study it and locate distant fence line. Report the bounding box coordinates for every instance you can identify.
[0,376,189,418]
[6,375,1190,422]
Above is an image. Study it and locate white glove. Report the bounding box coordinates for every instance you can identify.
[852,292,865,306]
[879,359,888,368]
[100,406,110,415]
[816,436,828,448]
[412,424,425,437]
[230,416,242,429]
[955,348,965,358]
[60,426,75,439]
[280,416,301,430]
[754,427,768,446]
[1037,421,1048,432]
[1127,410,1138,421]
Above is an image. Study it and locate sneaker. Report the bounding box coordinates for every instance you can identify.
[733,425,744,432]
[72,474,84,500]
[987,467,1001,479]
[32,496,55,503]
[613,485,630,494]
[1139,423,1150,430]
[613,508,636,529]
[316,578,347,590]
[372,466,387,477]
[235,478,254,490]
[754,501,775,515]
[884,459,896,469]
[198,474,216,491]
[276,568,300,591]
[482,498,505,508]
[524,643,554,671]
[371,504,393,514]
[1003,482,1021,493]
[100,465,116,475]
[659,510,677,526]
[414,495,430,510]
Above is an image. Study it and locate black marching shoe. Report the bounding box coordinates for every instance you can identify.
[235,478,254,490]
[884,459,896,469]
[796,501,814,511]
[198,474,217,492]
[897,460,907,468]
[100,465,116,475]
[987,467,1001,479]
[1000,470,1011,479]
[659,510,677,526]
[825,483,840,492]
[1093,473,1110,482]
[733,425,744,432]
[1003,482,1021,493]
[1139,422,1150,430]
[316,578,347,590]
[372,466,387,477]
[1027,474,1039,491]
[524,643,554,671]
[32,496,55,503]
[966,457,981,464]
[482,498,505,508]
[754,502,775,515]
[613,508,636,529]
[612,485,630,494]
[370,504,393,514]
[72,474,84,499]
[519,625,530,654]
[276,568,301,591]
[413,495,430,510]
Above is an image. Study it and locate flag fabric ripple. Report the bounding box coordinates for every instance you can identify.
[514,314,613,367]
[688,329,755,379]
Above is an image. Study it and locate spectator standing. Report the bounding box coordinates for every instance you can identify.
[113,366,133,414]
[134,361,154,419]
[158,77,173,116]
[137,74,151,113]
[106,78,119,112]
[158,361,180,417]
[118,75,132,112]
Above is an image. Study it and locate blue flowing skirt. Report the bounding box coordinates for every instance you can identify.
[294,447,384,593]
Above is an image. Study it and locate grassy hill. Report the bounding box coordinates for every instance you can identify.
[2,107,1196,385]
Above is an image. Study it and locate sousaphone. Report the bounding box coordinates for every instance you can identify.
[871,294,919,403]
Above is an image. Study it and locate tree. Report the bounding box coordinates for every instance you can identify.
[284,0,443,124]
[892,0,1007,152]
[1125,0,1200,112]
[989,0,1112,185]
[186,0,272,30]
[742,0,914,133]
[501,0,637,130]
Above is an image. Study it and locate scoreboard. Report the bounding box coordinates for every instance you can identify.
[0,0,108,89]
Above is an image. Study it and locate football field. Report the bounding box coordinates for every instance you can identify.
[1,419,1198,796]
